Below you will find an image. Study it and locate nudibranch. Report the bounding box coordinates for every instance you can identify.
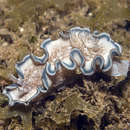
[3,27,129,106]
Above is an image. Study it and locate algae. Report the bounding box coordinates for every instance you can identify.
[0,0,130,129]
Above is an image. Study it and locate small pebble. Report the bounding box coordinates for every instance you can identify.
[2,42,8,47]
[19,27,24,32]
[88,12,93,17]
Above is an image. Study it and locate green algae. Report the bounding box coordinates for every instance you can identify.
[6,0,53,32]
[0,0,130,129]
[0,96,32,130]
[74,0,130,29]
[0,44,29,80]
[6,0,81,32]
[34,88,101,129]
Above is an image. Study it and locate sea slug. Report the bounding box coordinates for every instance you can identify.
[3,27,129,106]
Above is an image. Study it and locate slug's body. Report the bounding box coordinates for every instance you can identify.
[3,27,129,106]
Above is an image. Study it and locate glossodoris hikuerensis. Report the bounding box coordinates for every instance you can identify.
[3,27,130,106]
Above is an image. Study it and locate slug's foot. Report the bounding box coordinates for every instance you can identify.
[108,60,129,77]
